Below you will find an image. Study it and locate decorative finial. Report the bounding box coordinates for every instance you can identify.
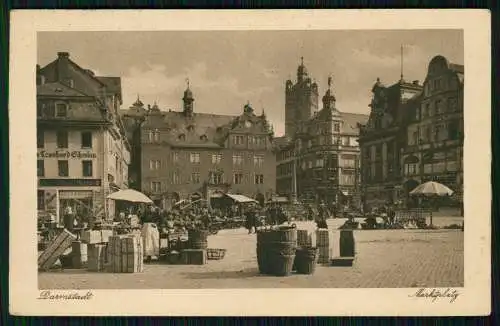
[328,75,333,88]
[300,56,304,65]
[186,78,190,89]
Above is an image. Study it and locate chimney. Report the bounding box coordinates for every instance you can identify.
[57,52,70,59]
[56,52,70,83]
[412,80,419,85]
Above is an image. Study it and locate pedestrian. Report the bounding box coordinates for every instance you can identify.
[63,205,75,232]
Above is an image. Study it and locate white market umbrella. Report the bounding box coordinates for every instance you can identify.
[107,189,153,204]
[409,181,453,226]
[410,181,454,197]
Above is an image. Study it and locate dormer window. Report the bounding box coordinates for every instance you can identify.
[178,134,186,141]
[56,103,68,117]
[187,125,195,132]
[200,135,208,141]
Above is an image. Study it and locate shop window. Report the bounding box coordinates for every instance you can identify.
[37,129,44,148]
[37,160,44,177]
[233,173,244,184]
[81,131,92,148]
[56,131,68,148]
[255,174,264,184]
[58,160,69,177]
[56,103,68,117]
[37,190,45,210]
[82,160,93,177]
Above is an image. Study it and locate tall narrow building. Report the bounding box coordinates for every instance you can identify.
[285,57,319,137]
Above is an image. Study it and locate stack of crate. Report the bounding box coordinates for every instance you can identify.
[87,243,107,272]
[106,235,144,273]
[315,229,331,264]
[38,229,77,271]
[71,240,88,269]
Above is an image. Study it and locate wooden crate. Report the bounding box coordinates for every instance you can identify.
[71,241,88,269]
[81,229,114,244]
[180,249,207,265]
[38,229,76,271]
[87,244,107,272]
[107,235,143,273]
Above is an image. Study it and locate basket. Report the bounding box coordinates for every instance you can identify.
[207,248,227,260]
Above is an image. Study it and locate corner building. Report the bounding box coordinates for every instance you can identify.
[37,52,130,223]
[121,86,276,209]
[276,59,368,209]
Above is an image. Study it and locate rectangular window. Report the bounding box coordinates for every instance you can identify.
[211,153,222,164]
[82,160,93,177]
[316,158,324,167]
[255,174,264,184]
[37,129,44,148]
[423,104,429,118]
[191,172,201,184]
[56,131,68,148]
[253,154,264,167]
[37,160,44,177]
[448,98,458,112]
[209,172,223,185]
[58,160,69,177]
[435,100,442,115]
[233,135,244,145]
[233,154,243,165]
[56,103,68,117]
[150,181,161,193]
[150,160,161,170]
[172,152,179,163]
[448,120,460,140]
[190,153,200,164]
[172,172,180,184]
[233,173,244,184]
[81,131,92,148]
[334,123,340,132]
[342,136,350,146]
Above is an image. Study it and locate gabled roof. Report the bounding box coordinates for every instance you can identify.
[37,82,90,97]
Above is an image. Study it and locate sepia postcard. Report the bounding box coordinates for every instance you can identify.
[9,9,491,316]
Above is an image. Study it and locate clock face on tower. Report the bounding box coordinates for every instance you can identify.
[244,121,252,128]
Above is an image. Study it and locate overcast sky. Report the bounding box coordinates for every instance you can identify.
[38,30,463,136]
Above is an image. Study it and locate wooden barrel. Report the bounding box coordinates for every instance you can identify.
[188,229,209,249]
[294,247,319,275]
[256,229,271,274]
[339,229,355,257]
[266,226,297,276]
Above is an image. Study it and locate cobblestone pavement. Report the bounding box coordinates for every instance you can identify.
[39,217,463,289]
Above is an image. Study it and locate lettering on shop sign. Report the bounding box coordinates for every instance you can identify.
[37,290,93,301]
[39,179,102,187]
[37,151,97,159]
[409,288,461,303]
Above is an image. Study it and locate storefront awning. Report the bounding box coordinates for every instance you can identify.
[225,193,257,203]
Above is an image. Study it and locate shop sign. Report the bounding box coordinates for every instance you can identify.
[37,151,97,159]
[39,179,102,187]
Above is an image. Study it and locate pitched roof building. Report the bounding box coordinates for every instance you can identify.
[121,84,276,208]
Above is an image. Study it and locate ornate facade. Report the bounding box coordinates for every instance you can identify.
[121,85,276,209]
[276,60,368,209]
[358,55,464,210]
